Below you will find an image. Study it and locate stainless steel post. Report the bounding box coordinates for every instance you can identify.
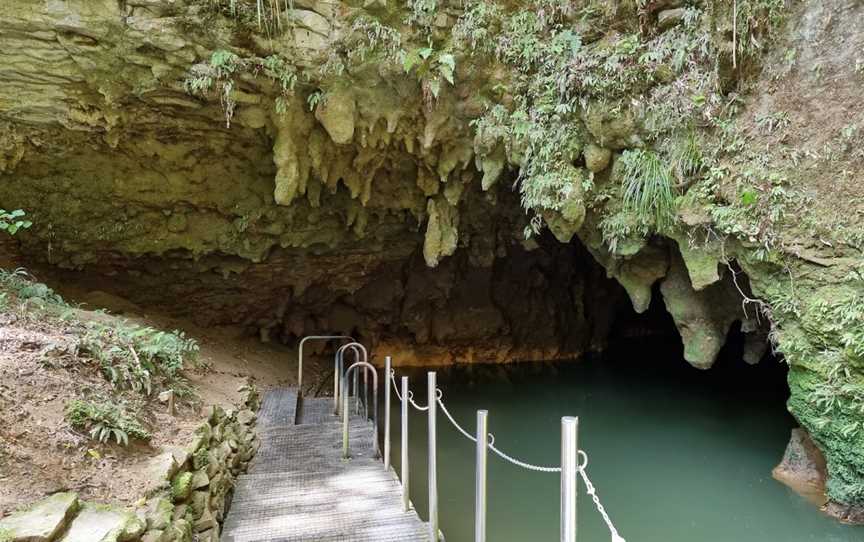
[384,356,392,470]
[475,410,488,542]
[372,367,380,459]
[401,376,410,512]
[561,416,578,542]
[334,349,342,416]
[364,366,370,420]
[342,370,350,459]
[428,371,438,542]
[353,369,359,415]
[298,335,353,395]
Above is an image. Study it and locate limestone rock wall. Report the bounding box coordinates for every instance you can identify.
[1,0,863,518]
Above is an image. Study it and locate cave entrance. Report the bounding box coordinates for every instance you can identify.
[381,257,859,542]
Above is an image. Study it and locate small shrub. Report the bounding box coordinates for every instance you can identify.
[80,321,199,395]
[66,399,151,446]
[0,269,67,310]
[0,209,32,236]
[620,149,677,232]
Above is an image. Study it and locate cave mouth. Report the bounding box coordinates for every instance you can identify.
[385,296,832,542]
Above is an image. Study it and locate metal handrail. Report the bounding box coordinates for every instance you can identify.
[335,349,623,542]
[334,343,363,415]
[297,335,354,393]
[335,342,368,418]
[389,369,601,542]
[342,360,379,459]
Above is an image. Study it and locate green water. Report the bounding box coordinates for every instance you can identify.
[385,343,864,542]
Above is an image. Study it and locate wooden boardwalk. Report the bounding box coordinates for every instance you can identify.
[221,389,429,541]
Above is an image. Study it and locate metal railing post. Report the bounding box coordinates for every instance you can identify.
[334,344,364,417]
[298,335,353,394]
[364,366,370,420]
[372,367,380,459]
[561,416,578,542]
[428,371,439,541]
[353,369,359,415]
[342,369,350,459]
[334,349,342,415]
[341,361,379,460]
[475,410,488,542]
[384,356,392,471]
[401,376,410,512]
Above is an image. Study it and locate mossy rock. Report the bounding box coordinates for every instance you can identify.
[0,492,79,542]
[171,472,194,503]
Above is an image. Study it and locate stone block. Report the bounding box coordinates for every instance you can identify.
[0,492,79,542]
[59,503,142,542]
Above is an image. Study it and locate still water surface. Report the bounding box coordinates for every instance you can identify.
[385,344,864,542]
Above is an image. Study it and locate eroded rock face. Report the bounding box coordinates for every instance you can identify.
[773,428,828,501]
[659,253,745,369]
[2,0,864,519]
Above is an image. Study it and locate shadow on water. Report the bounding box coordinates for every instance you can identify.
[385,334,864,542]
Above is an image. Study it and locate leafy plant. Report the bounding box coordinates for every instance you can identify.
[0,209,32,236]
[306,90,324,111]
[184,50,247,127]
[406,0,438,29]
[196,0,294,36]
[755,110,790,134]
[619,149,677,233]
[185,50,302,125]
[66,399,151,446]
[402,44,456,103]
[79,320,199,395]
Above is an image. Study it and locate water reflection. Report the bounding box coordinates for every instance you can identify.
[384,342,864,542]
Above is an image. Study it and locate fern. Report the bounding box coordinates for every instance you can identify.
[66,400,151,446]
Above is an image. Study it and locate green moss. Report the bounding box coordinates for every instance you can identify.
[171,472,194,502]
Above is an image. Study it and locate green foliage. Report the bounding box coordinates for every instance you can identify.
[0,268,66,310]
[672,130,704,181]
[66,399,151,446]
[345,16,403,64]
[402,43,456,103]
[306,90,324,111]
[0,209,32,236]
[405,0,438,31]
[1,268,199,395]
[755,110,790,134]
[619,149,677,232]
[184,50,300,125]
[79,320,199,395]
[196,0,294,36]
[184,50,247,127]
[453,0,714,238]
[732,0,788,63]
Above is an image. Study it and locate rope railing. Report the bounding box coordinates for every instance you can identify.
[327,344,627,542]
[390,370,404,401]
[437,388,563,473]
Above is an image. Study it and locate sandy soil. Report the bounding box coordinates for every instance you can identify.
[0,288,302,516]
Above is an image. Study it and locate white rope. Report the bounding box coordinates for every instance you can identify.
[487,435,562,473]
[389,370,403,401]
[389,371,626,540]
[436,389,477,443]
[579,463,626,542]
[436,387,560,472]
[408,391,430,411]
